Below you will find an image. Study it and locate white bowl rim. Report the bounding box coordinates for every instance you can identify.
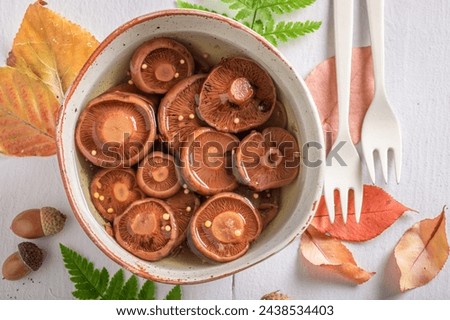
[56,8,325,284]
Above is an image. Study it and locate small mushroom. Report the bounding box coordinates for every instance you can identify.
[166,190,201,247]
[158,74,206,154]
[130,37,195,94]
[188,192,262,263]
[198,57,277,133]
[75,91,157,168]
[179,127,239,196]
[136,151,181,198]
[113,198,179,261]
[234,127,300,191]
[90,168,144,222]
[258,101,288,130]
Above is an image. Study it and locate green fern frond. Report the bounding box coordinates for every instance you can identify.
[176,0,216,12]
[165,285,182,300]
[60,244,109,300]
[138,281,156,300]
[258,0,317,15]
[261,20,322,46]
[60,244,181,300]
[120,275,139,300]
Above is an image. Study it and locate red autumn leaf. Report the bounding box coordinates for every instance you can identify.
[395,209,449,292]
[300,225,375,285]
[311,185,413,242]
[305,46,374,152]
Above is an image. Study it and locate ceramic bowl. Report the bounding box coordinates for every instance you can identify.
[56,9,325,284]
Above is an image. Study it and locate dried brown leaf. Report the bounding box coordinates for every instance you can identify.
[395,209,449,292]
[7,2,99,103]
[305,47,374,151]
[0,67,59,156]
[300,225,375,285]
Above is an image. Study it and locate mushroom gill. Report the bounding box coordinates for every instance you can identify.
[137,151,181,198]
[90,168,144,222]
[158,74,206,154]
[75,91,157,168]
[198,57,276,133]
[188,192,262,263]
[113,198,178,261]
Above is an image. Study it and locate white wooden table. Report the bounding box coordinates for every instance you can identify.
[1,0,449,299]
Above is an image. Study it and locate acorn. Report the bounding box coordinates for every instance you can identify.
[2,242,44,281]
[261,291,290,300]
[11,207,67,239]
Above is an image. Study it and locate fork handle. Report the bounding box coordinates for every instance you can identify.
[367,0,386,94]
[334,0,354,140]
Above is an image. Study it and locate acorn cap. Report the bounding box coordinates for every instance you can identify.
[40,207,67,236]
[18,242,43,271]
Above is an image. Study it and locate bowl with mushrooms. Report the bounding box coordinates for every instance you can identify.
[57,9,325,283]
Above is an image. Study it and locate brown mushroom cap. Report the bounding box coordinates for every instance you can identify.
[198,57,276,133]
[113,198,178,261]
[188,192,262,263]
[259,101,288,130]
[166,190,201,247]
[75,91,157,168]
[130,38,195,94]
[90,168,144,222]
[158,74,206,154]
[136,151,181,198]
[180,127,239,196]
[234,127,300,191]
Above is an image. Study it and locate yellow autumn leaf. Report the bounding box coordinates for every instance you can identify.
[7,2,99,103]
[0,67,59,156]
[394,209,449,292]
[300,225,375,285]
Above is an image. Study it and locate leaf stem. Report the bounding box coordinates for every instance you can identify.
[251,8,258,29]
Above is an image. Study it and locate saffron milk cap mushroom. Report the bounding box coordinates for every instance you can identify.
[130,37,195,94]
[75,91,157,168]
[198,57,276,133]
[188,192,262,263]
[180,127,239,196]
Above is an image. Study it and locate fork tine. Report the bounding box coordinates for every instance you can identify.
[339,189,349,224]
[364,148,376,184]
[324,187,336,224]
[393,148,402,184]
[353,184,364,223]
[379,149,389,183]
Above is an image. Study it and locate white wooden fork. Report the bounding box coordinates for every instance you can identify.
[361,0,402,184]
[324,0,363,224]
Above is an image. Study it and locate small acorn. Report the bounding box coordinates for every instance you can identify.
[2,242,44,281]
[11,207,67,239]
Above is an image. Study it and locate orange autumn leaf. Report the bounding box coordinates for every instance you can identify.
[394,209,449,292]
[300,225,375,284]
[0,67,59,156]
[305,47,374,151]
[7,2,99,103]
[312,185,412,242]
